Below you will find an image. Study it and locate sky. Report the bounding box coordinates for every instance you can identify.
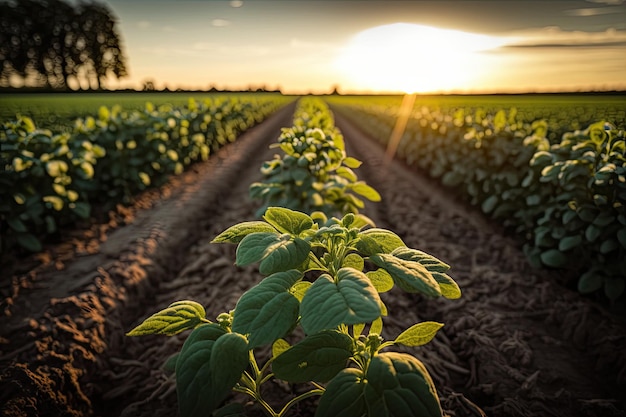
[96,0,626,94]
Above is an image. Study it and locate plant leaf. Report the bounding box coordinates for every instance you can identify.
[350,182,381,202]
[272,330,354,383]
[370,253,441,297]
[315,368,367,417]
[212,221,277,243]
[176,324,227,417]
[232,270,302,348]
[209,332,249,406]
[366,269,394,293]
[263,206,313,236]
[259,237,311,275]
[355,229,405,256]
[395,322,444,347]
[300,268,382,334]
[539,249,568,268]
[126,300,207,336]
[364,352,443,417]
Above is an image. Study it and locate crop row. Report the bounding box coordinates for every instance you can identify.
[330,98,626,305]
[1,95,290,253]
[250,97,380,217]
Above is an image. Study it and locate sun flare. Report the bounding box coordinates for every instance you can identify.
[335,23,508,93]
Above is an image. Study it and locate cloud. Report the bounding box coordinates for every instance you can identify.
[586,0,624,4]
[230,0,243,7]
[211,18,231,27]
[565,5,625,16]
[501,26,626,49]
[137,21,151,29]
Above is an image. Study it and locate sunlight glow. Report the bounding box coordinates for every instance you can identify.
[335,23,509,93]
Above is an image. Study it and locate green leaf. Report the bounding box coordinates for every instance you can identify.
[366,269,395,293]
[272,338,291,358]
[315,368,367,417]
[337,167,357,182]
[431,272,461,299]
[232,270,302,348]
[263,207,313,235]
[539,249,568,268]
[300,268,382,334]
[7,217,28,233]
[259,237,311,275]
[236,233,310,274]
[272,330,354,383]
[481,195,498,214]
[342,253,364,270]
[559,235,583,252]
[370,253,441,297]
[71,202,91,219]
[355,229,405,256]
[162,352,179,375]
[391,247,450,273]
[395,322,444,347]
[15,233,43,252]
[290,280,312,301]
[585,224,602,243]
[209,332,249,407]
[343,157,362,169]
[364,352,443,417]
[126,300,207,336]
[176,324,227,417]
[212,221,277,244]
[350,182,381,202]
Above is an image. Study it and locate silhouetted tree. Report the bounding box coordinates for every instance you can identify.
[0,0,126,89]
[78,1,126,89]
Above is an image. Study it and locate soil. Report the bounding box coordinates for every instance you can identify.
[1,101,625,417]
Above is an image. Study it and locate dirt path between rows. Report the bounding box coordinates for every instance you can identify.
[1,102,625,417]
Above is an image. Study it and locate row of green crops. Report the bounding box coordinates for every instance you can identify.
[329,96,626,305]
[1,95,290,254]
[250,97,380,217]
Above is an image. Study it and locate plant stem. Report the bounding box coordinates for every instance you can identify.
[277,389,325,417]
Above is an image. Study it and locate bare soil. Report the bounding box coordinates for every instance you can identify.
[1,102,625,417]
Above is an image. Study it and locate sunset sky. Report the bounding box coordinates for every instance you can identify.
[97,0,626,94]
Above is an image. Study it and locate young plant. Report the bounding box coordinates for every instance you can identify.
[128,207,461,417]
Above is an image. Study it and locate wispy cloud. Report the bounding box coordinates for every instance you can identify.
[137,21,151,30]
[501,26,626,49]
[230,0,243,7]
[585,0,624,5]
[211,18,231,27]
[565,5,626,16]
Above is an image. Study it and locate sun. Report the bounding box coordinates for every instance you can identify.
[335,23,507,94]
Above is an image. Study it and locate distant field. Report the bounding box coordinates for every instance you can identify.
[0,92,286,130]
[1,92,624,133]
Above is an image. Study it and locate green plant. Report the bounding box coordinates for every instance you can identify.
[128,206,461,417]
[250,98,380,217]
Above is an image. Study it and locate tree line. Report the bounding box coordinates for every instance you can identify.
[0,0,127,90]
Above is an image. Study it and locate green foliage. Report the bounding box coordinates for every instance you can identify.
[1,96,288,254]
[250,98,380,217]
[332,96,626,306]
[128,206,459,416]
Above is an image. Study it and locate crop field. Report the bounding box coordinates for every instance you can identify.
[1,92,626,417]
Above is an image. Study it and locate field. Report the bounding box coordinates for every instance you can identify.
[1,92,626,417]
